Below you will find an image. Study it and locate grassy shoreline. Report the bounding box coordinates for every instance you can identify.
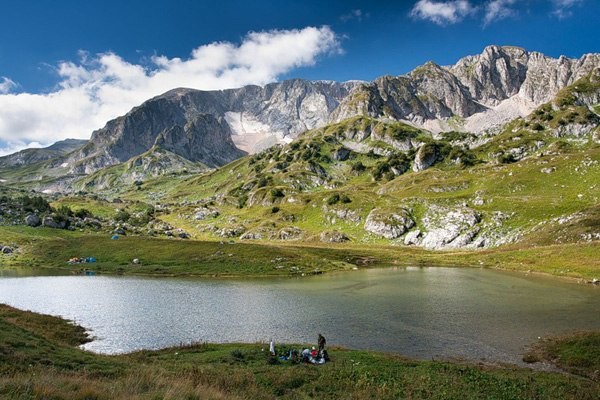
[0,304,598,399]
[0,225,599,282]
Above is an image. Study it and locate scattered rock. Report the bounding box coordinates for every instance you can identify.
[194,208,220,220]
[217,226,246,238]
[240,231,263,240]
[541,167,556,174]
[274,227,303,240]
[320,230,350,243]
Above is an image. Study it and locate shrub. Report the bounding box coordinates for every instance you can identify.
[499,153,517,164]
[237,195,248,209]
[114,209,131,223]
[74,208,93,219]
[531,123,545,131]
[20,196,51,213]
[271,206,280,213]
[327,194,340,205]
[270,188,285,199]
[341,195,352,204]
[351,161,366,172]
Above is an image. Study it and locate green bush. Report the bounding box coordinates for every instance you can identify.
[270,188,285,199]
[114,209,131,223]
[351,161,366,172]
[20,196,51,213]
[74,208,93,219]
[327,194,340,205]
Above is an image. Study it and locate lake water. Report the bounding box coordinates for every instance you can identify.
[0,267,598,364]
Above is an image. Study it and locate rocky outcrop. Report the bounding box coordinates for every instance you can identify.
[364,207,415,239]
[420,206,482,249]
[413,144,439,172]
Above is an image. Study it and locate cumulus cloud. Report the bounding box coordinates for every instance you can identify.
[551,0,582,18]
[483,0,518,25]
[410,0,476,25]
[0,26,340,156]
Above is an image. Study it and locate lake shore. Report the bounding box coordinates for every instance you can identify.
[1,226,599,282]
[0,304,597,399]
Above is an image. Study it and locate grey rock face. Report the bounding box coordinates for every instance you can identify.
[364,208,415,239]
[61,79,358,175]
[334,45,599,131]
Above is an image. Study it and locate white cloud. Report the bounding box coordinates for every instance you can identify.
[551,0,582,18]
[483,0,518,26]
[0,26,340,156]
[0,77,17,94]
[340,9,368,22]
[410,0,476,25]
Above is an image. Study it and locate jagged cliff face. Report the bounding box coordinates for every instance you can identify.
[65,79,357,174]
[334,45,600,133]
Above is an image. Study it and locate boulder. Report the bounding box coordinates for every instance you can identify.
[333,147,351,161]
[194,209,220,220]
[403,230,422,246]
[240,231,264,240]
[25,214,41,227]
[320,230,350,243]
[1,246,13,254]
[42,216,67,229]
[413,144,438,172]
[274,227,303,240]
[83,217,102,228]
[218,226,246,238]
[364,208,415,239]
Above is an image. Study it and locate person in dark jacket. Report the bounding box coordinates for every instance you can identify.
[318,333,326,353]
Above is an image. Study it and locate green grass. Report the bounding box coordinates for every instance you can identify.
[1,304,598,399]
[523,332,600,381]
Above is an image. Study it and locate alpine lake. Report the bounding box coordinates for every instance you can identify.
[0,266,598,365]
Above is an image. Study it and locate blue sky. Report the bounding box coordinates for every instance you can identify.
[0,0,598,154]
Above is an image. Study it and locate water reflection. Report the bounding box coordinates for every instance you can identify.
[0,267,597,364]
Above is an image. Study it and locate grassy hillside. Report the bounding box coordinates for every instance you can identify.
[1,304,597,400]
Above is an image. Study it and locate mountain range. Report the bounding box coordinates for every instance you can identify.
[1,45,598,190]
[0,45,598,251]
